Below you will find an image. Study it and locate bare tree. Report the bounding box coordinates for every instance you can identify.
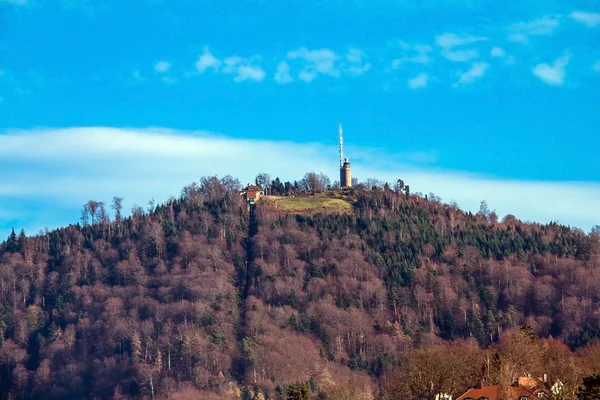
[181,182,202,206]
[86,200,100,225]
[81,203,90,226]
[98,202,109,225]
[220,175,242,194]
[300,172,329,192]
[200,176,226,202]
[364,178,384,189]
[318,172,331,190]
[255,172,271,189]
[112,196,124,225]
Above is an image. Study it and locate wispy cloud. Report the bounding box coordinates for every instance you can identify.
[593,60,600,72]
[154,61,171,73]
[1,127,599,238]
[345,48,371,76]
[286,47,370,81]
[570,11,600,27]
[507,16,560,43]
[274,61,293,84]
[435,33,487,48]
[491,47,506,58]
[222,56,265,82]
[287,47,339,82]
[435,33,485,63]
[454,62,489,86]
[392,43,432,67]
[532,55,569,85]
[193,47,264,82]
[408,72,428,89]
[490,47,515,65]
[441,48,479,62]
[195,46,221,73]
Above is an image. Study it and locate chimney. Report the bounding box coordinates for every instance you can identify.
[543,374,548,383]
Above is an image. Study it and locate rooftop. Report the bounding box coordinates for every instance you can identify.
[456,385,535,400]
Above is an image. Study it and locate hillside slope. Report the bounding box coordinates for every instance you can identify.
[1,178,599,399]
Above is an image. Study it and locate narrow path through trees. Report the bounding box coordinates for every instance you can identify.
[232,203,258,386]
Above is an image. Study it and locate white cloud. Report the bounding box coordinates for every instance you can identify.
[193,48,264,82]
[195,46,221,73]
[1,127,600,238]
[435,33,485,63]
[408,72,428,89]
[491,47,506,58]
[154,61,171,73]
[507,16,560,43]
[454,62,489,86]
[593,60,600,72]
[532,55,569,86]
[345,48,371,76]
[570,11,600,27]
[393,43,433,67]
[441,48,479,62]
[435,33,487,48]
[287,47,339,81]
[222,56,265,82]
[490,47,515,65]
[274,61,293,84]
[298,70,317,83]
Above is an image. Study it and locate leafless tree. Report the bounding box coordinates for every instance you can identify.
[112,196,124,225]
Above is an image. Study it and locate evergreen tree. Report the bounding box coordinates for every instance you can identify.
[18,229,27,257]
[286,382,310,400]
[5,227,18,253]
[467,309,487,346]
[577,374,600,400]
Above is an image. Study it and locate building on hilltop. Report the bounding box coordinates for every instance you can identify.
[340,157,351,188]
[240,184,264,205]
[338,124,352,188]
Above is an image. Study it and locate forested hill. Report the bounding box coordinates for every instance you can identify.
[1,175,600,400]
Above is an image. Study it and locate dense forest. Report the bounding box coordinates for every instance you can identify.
[1,173,600,399]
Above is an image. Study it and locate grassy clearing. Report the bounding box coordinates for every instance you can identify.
[273,197,352,213]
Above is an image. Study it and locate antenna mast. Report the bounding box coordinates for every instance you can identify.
[338,124,344,168]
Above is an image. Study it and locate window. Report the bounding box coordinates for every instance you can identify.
[520,397,529,400]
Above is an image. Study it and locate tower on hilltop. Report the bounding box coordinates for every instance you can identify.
[338,124,352,188]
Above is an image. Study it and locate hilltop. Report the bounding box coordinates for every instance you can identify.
[1,173,600,400]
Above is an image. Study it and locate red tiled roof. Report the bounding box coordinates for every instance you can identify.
[456,385,534,400]
[246,185,262,191]
[246,192,257,199]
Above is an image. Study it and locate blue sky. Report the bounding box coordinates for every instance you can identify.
[1,0,600,238]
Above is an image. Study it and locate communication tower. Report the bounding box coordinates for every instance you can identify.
[338,124,352,188]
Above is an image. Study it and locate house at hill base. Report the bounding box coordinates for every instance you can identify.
[518,375,562,398]
[456,385,538,400]
[240,184,264,205]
